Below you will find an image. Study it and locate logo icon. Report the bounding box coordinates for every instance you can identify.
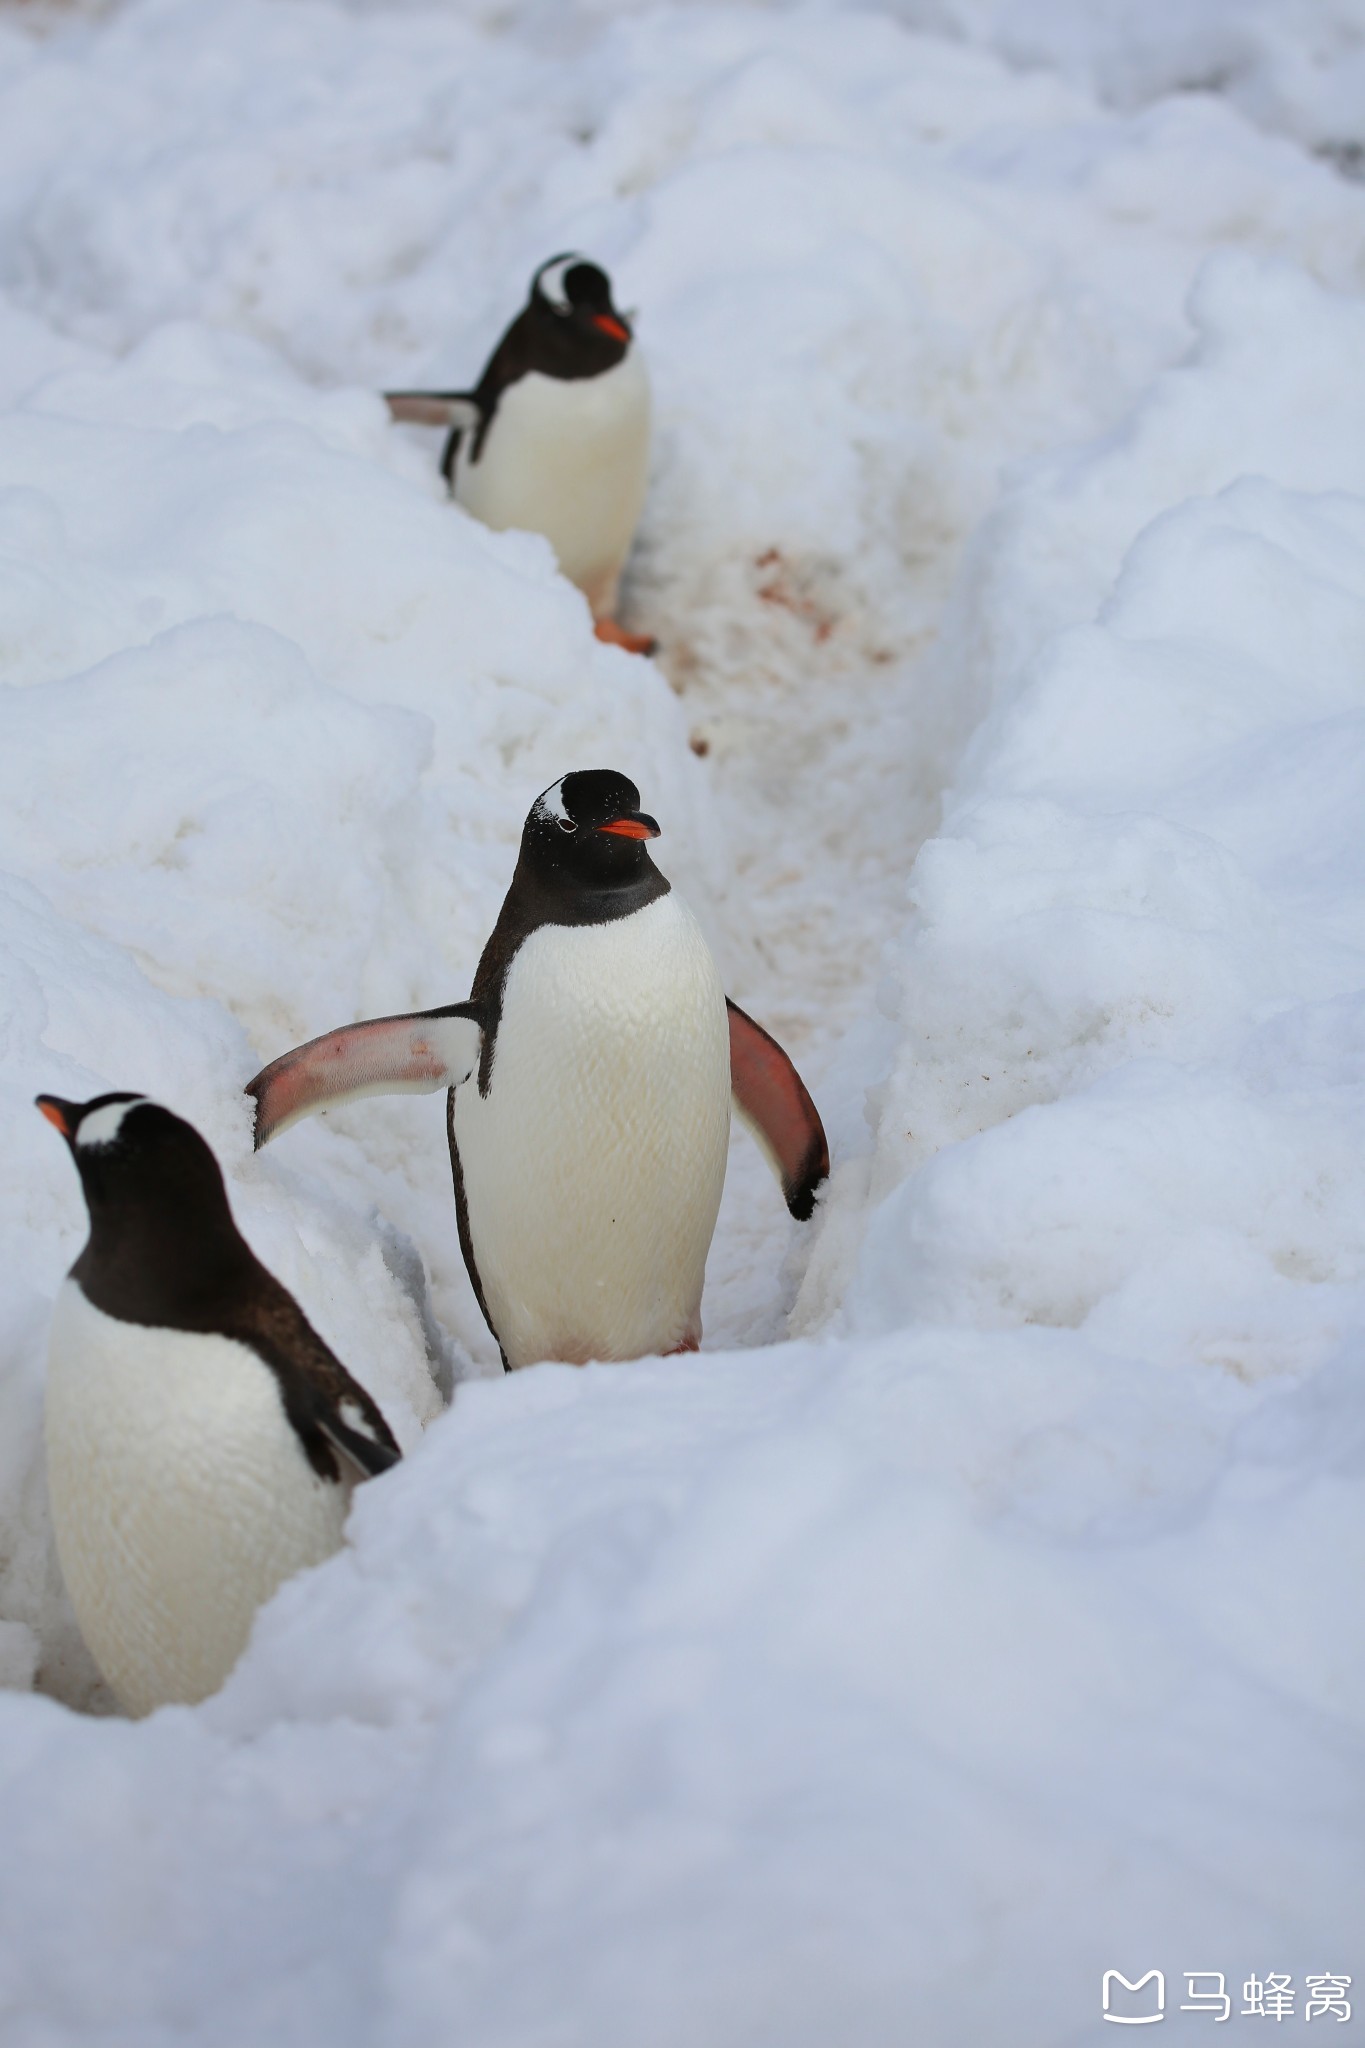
[1102,1970,1166,2025]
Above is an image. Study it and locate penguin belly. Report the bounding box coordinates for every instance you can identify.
[453,350,650,617]
[44,1282,352,1716]
[453,894,731,1369]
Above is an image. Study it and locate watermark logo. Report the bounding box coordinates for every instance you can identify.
[1101,1971,1352,2025]
[1103,1971,1165,2025]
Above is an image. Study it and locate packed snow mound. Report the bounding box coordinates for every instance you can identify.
[1,1327,1358,2045]
[825,271,1365,1347]
[937,254,1365,732]
[0,0,1362,2040]
[879,0,1365,162]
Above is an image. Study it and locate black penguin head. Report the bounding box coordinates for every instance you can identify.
[37,1092,245,1301]
[527,254,632,370]
[521,769,661,895]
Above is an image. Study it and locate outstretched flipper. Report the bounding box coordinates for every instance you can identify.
[726,999,829,1221]
[247,1005,483,1150]
[384,391,482,431]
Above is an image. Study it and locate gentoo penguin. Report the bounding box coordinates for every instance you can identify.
[37,1092,400,1717]
[385,255,654,653]
[247,770,827,1372]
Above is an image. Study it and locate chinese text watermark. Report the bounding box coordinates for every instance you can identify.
[1101,1971,1352,2025]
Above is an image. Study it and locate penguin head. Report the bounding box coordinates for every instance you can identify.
[522,769,661,892]
[37,1092,238,1256]
[528,254,632,366]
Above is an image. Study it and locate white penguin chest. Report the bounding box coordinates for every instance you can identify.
[453,349,651,614]
[45,1281,351,1715]
[452,892,731,1368]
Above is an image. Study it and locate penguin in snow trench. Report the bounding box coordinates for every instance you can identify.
[385,254,655,654]
[247,769,829,1373]
[36,1092,400,1717]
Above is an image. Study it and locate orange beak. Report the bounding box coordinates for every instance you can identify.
[592,313,630,343]
[598,814,659,840]
[36,1097,71,1137]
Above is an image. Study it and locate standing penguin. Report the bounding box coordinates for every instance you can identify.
[247,770,827,1371]
[385,255,654,653]
[37,1092,399,1716]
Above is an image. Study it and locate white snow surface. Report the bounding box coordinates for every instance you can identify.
[0,0,1363,2040]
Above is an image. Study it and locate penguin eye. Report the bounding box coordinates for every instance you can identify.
[557,817,577,835]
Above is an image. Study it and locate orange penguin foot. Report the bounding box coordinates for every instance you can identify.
[593,617,657,656]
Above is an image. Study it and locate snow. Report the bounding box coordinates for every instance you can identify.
[880,0,1365,163]
[0,0,1363,2039]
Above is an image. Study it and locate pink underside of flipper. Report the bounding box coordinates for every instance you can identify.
[247,1012,478,1148]
[726,1000,829,1220]
[384,392,478,428]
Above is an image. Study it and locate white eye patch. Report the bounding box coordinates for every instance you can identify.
[534,777,571,825]
[75,1098,149,1150]
[535,254,582,315]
